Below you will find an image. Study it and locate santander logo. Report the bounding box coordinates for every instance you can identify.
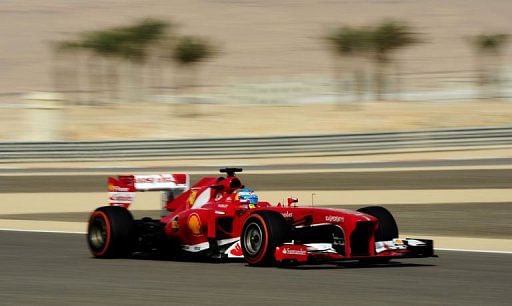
[282,248,306,256]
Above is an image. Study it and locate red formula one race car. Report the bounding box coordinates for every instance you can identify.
[87,168,435,266]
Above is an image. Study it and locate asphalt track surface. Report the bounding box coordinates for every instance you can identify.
[1,231,511,306]
[2,169,512,193]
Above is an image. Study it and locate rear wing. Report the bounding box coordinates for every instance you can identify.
[108,174,190,209]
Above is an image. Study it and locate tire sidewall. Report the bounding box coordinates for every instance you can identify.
[87,210,112,257]
[241,214,270,265]
[241,211,290,266]
[87,206,134,258]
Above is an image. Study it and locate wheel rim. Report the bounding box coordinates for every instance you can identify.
[244,222,264,256]
[89,217,108,250]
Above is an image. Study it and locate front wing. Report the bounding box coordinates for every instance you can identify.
[274,238,436,264]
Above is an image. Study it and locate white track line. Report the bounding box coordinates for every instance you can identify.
[1,228,511,254]
[0,228,85,234]
[435,248,512,255]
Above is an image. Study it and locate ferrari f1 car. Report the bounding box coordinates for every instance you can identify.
[87,168,435,266]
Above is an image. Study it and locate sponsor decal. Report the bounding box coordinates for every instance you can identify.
[282,248,307,256]
[230,243,243,256]
[325,215,344,223]
[182,242,210,252]
[108,192,135,205]
[375,240,408,253]
[275,245,308,263]
[135,175,175,184]
[281,211,293,218]
[132,174,186,190]
[109,195,133,202]
[187,190,198,207]
[187,213,202,236]
[217,203,228,208]
[403,239,425,247]
[108,184,130,192]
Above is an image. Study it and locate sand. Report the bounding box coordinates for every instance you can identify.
[2,101,512,141]
[1,0,512,97]
[1,1,512,141]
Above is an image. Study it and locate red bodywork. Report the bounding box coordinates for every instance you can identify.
[106,171,434,264]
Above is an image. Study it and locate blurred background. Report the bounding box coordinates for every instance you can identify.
[1,0,512,141]
[1,4,512,302]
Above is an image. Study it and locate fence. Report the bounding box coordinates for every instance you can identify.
[1,127,511,161]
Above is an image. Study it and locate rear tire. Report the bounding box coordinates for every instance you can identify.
[241,211,290,266]
[87,206,135,258]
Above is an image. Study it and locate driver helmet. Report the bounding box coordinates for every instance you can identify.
[236,188,259,206]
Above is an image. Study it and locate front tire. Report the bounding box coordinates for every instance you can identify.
[357,206,398,264]
[357,206,398,241]
[87,206,135,258]
[241,211,290,266]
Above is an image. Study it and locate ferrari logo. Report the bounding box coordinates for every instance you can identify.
[187,190,198,207]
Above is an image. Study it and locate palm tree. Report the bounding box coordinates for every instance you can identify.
[51,40,85,104]
[125,19,172,98]
[468,33,509,99]
[170,35,215,116]
[172,35,214,92]
[52,19,172,105]
[369,20,419,101]
[325,26,371,104]
[80,29,129,103]
[124,18,170,47]
[77,19,170,103]
[124,19,173,95]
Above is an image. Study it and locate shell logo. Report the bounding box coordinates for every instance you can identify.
[187,213,202,236]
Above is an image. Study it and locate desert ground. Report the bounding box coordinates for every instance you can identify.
[1,0,512,98]
[1,1,512,141]
[0,101,512,141]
